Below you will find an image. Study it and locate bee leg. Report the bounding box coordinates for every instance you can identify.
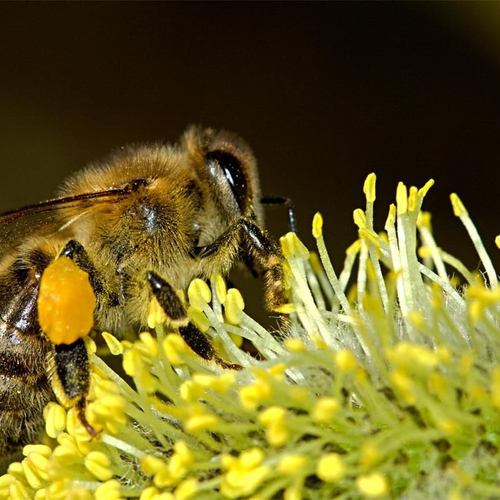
[60,240,119,307]
[48,337,96,436]
[239,219,288,311]
[147,272,241,370]
[196,218,287,311]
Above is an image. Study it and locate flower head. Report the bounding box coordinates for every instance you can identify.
[3,174,500,499]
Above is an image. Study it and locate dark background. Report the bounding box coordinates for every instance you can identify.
[1,3,500,318]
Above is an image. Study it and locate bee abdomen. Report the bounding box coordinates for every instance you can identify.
[0,319,52,473]
[0,323,48,380]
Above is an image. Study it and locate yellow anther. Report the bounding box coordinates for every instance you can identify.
[84,451,113,481]
[408,186,418,212]
[280,232,310,260]
[173,441,193,465]
[137,369,158,394]
[84,335,97,354]
[240,448,264,469]
[334,350,357,373]
[390,369,415,404]
[346,239,361,255]
[23,444,52,459]
[225,288,245,325]
[141,455,165,475]
[192,373,235,393]
[316,453,345,482]
[188,279,211,311]
[312,397,340,423]
[356,472,388,498]
[148,296,167,329]
[387,343,438,369]
[359,228,381,248]
[175,478,198,500]
[93,378,120,399]
[450,193,468,217]
[363,173,377,203]
[311,333,327,350]
[353,209,367,230]
[214,274,227,304]
[385,204,396,229]
[0,474,16,489]
[139,486,161,500]
[496,235,500,250]
[184,414,219,433]
[416,211,432,229]
[123,347,143,377]
[187,306,210,333]
[140,332,159,357]
[284,486,302,500]
[418,179,434,198]
[102,332,124,355]
[396,182,408,215]
[51,443,80,464]
[269,363,287,378]
[277,454,306,475]
[95,480,121,500]
[436,346,451,363]
[417,246,432,259]
[163,334,187,366]
[21,459,44,489]
[44,402,67,438]
[312,212,323,239]
[360,441,381,468]
[239,379,272,410]
[309,251,322,274]
[284,338,306,353]
[221,458,270,499]
[259,406,286,426]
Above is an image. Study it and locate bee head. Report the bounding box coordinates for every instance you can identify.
[184,126,263,226]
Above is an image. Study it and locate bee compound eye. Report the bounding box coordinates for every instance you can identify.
[205,150,247,213]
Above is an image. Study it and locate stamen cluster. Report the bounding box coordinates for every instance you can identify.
[2,174,500,499]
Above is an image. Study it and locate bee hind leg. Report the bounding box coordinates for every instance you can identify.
[146,272,241,370]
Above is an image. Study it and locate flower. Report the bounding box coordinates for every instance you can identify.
[3,173,500,499]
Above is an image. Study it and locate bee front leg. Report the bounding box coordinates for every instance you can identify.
[238,219,287,311]
[147,272,241,370]
[48,337,96,436]
[196,218,287,311]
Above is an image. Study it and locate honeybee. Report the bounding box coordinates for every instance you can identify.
[0,126,293,472]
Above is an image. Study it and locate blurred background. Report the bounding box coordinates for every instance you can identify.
[0,3,500,319]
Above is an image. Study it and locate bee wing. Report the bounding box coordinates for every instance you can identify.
[0,189,129,255]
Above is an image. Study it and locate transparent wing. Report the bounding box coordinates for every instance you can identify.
[0,189,129,255]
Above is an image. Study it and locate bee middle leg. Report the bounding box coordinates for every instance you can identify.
[147,272,241,370]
